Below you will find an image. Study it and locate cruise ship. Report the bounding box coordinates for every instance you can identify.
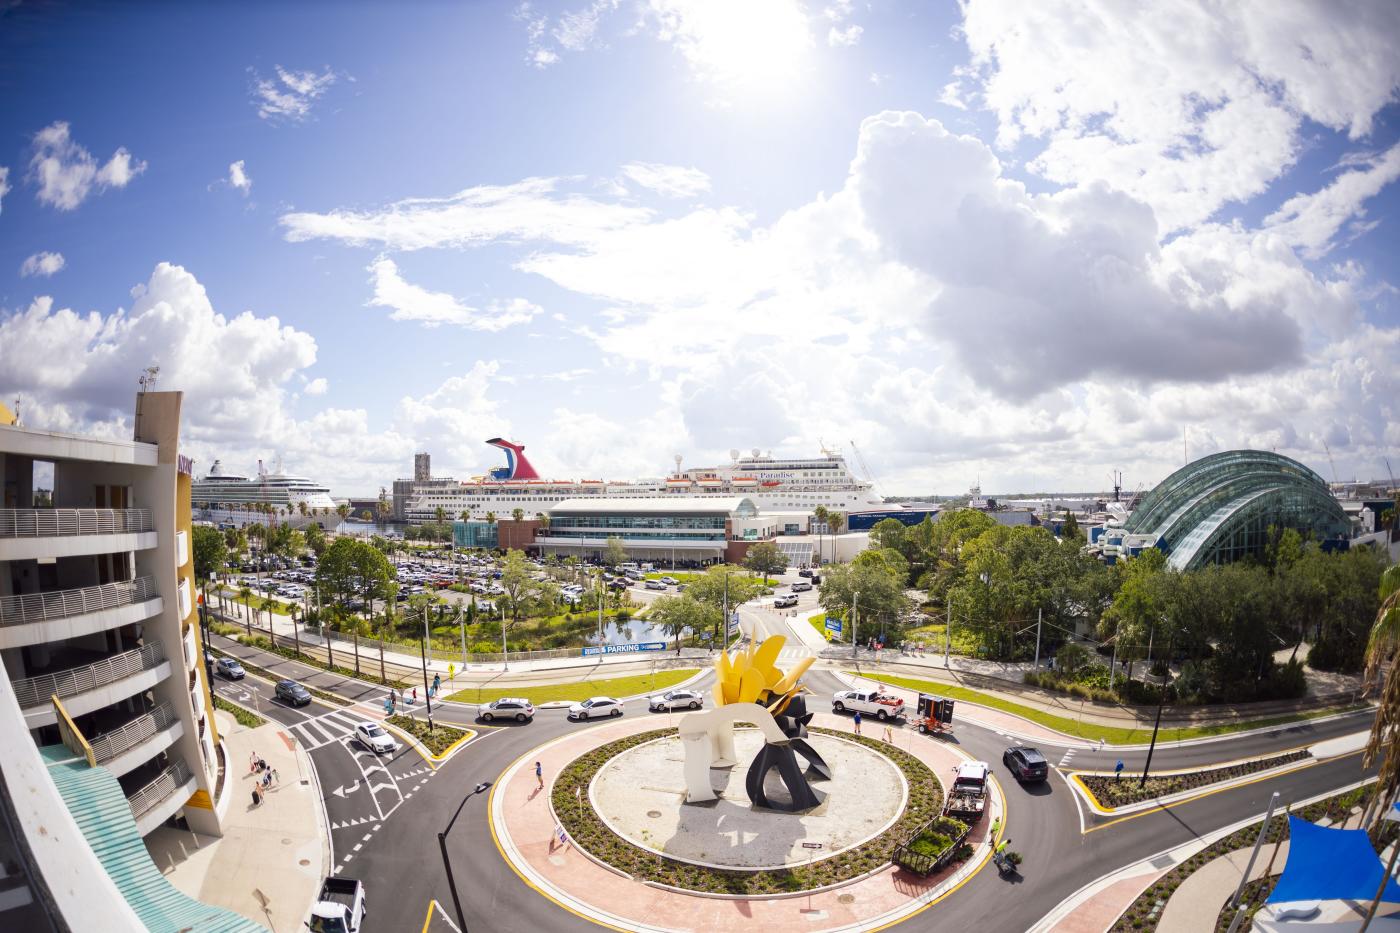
[403,438,892,523]
[192,459,338,528]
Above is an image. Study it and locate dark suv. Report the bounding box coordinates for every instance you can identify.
[275,679,313,707]
[1003,745,1049,782]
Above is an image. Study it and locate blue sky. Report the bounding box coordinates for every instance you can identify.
[2,1,1398,497]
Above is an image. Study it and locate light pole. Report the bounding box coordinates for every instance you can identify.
[438,781,492,932]
[850,591,860,660]
[420,606,435,731]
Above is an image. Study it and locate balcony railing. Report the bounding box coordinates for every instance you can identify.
[88,703,176,765]
[0,508,154,538]
[127,760,192,820]
[11,641,165,710]
[0,576,159,627]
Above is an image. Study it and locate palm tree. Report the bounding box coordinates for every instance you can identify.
[298,501,308,520]
[511,507,524,523]
[336,502,350,527]
[435,505,447,525]
[826,511,845,565]
[813,505,829,569]
[238,584,254,637]
[1363,564,1400,927]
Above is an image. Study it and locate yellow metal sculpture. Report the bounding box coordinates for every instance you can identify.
[677,630,828,810]
[713,633,814,712]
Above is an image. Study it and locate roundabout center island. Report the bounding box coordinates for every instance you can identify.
[590,728,908,870]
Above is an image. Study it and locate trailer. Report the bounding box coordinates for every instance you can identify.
[913,693,954,735]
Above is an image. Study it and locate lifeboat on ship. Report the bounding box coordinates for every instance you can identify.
[698,479,724,488]
[731,476,758,487]
[666,478,693,487]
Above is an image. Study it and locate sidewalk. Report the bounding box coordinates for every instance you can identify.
[145,710,328,932]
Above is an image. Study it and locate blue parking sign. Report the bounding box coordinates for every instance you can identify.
[824,615,842,634]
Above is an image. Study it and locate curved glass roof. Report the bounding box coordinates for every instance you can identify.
[1124,450,1348,571]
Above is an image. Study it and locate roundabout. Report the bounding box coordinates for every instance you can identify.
[489,710,1002,931]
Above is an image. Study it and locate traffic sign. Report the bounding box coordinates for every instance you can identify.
[801,842,823,850]
[824,615,843,634]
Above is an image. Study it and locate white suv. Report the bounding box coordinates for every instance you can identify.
[479,697,535,722]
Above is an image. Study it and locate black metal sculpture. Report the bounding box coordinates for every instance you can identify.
[744,694,830,812]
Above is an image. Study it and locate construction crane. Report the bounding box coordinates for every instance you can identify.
[849,440,885,499]
[1106,469,1123,502]
[1322,441,1340,488]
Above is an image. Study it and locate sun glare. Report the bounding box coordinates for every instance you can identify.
[653,0,813,91]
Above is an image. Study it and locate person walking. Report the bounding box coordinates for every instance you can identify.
[852,710,862,736]
[432,673,441,694]
[535,761,544,789]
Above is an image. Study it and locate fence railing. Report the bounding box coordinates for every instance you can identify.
[11,641,166,710]
[0,508,154,538]
[88,703,176,764]
[0,576,159,627]
[126,760,192,820]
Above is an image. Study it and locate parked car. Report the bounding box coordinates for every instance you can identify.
[649,689,704,711]
[275,679,312,707]
[643,579,666,590]
[479,698,535,723]
[215,657,246,680]
[659,576,680,585]
[773,594,798,609]
[568,696,623,720]
[1003,745,1049,783]
[354,722,397,755]
[798,569,814,578]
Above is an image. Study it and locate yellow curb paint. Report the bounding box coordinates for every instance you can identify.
[421,899,436,933]
[1082,749,1364,834]
[379,721,477,770]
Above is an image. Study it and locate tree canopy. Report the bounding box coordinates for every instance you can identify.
[191,525,227,580]
[742,541,786,583]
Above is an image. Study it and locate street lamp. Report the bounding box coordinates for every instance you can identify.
[850,591,860,660]
[438,780,492,932]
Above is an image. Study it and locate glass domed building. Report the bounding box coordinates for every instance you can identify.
[1121,450,1349,571]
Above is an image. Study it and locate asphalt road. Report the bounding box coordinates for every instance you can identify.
[207,602,1379,933]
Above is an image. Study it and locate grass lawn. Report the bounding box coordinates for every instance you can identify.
[856,671,1366,745]
[902,621,978,655]
[642,571,706,583]
[447,668,700,705]
[213,694,266,728]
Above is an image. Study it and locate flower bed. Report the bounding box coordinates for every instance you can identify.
[1083,749,1310,808]
[1111,785,1398,932]
[213,694,266,728]
[385,714,469,756]
[552,726,943,895]
[892,815,972,875]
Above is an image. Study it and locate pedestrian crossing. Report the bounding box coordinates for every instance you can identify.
[1058,749,1076,768]
[287,709,369,750]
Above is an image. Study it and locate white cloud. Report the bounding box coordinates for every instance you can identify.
[0,166,10,214]
[28,122,146,211]
[953,0,1400,231]
[20,252,65,278]
[251,65,337,122]
[228,160,252,194]
[367,257,541,331]
[1263,144,1400,258]
[282,176,651,251]
[0,262,527,494]
[620,162,711,198]
[827,24,861,46]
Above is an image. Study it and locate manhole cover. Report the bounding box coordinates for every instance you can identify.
[299,859,310,866]
[282,838,292,845]
[647,810,662,818]
[837,894,855,905]
[300,779,309,786]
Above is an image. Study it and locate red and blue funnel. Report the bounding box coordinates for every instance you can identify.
[486,438,540,481]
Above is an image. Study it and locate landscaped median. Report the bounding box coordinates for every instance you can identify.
[383,713,474,763]
[208,645,352,707]
[851,671,1365,745]
[1074,749,1312,812]
[446,668,700,706]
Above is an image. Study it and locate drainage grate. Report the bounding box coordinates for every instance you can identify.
[837,894,856,905]
[1149,854,1176,870]
[647,810,662,818]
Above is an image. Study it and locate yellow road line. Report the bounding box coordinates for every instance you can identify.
[421,899,436,933]
[1083,749,1364,834]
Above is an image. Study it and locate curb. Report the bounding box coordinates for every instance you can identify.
[380,716,477,769]
[1068,754,1315,817]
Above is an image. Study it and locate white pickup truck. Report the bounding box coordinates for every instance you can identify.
[831,689,906,721]
[309,876,366,933]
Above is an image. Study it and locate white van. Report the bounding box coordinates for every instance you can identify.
[620,562,639,572]
[790,580,813,593]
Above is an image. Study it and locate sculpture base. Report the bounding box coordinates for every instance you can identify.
[589,729,907,870]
